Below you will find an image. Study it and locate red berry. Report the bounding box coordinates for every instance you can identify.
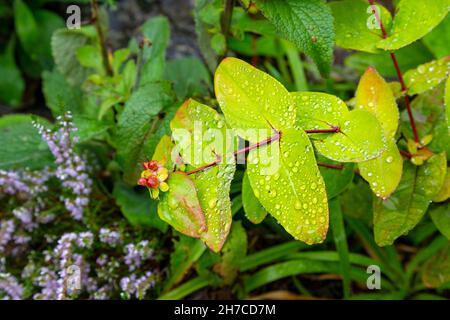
[137,178,147,186]
[146,175,160,189]
[144,160,159,171]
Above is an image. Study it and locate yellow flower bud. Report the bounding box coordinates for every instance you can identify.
[157,167,169,182]
[159,182,169,192]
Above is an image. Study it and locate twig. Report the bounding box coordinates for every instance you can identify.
[368,0,420,143]
[317,163,344,170]
[91,0,113,77]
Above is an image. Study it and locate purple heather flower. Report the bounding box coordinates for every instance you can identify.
[0,273,23,300]
[33,112,92,220]
[99,228,122,247]
[0,220,15,251]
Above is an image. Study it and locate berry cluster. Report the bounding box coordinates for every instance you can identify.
[137,160,169,199]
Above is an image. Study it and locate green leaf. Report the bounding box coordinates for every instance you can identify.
[164,57,212,100]
[242,171,267,224]
[356,67,403,198]
[158,276,209,300]
[433,168,449,202]
[329,198,351,299]
[164,235,206,291]
[374,153,447,246]
[215,57,296,142]
[158,172,207,238]
[42,69,83,115]
[446,76,450,128]
[421,243,450,288]
[430,204,450,240]
[345,42,434,78]
[170,99,236,252]
[0,115,53,170]
[0,38,24,107]
[214,221,247,285]
[116,82,175,184]
[340,180,373,224]
[246,127,329,245]
[51,28,93,86]
[139,16,170,87]
[423,15,450,58]
[329,0,392,53]
[112,181,167,232]
[292,92,387,162]
[355,67,399,139]
[404,57,450,96]
[76,45,103,72]
[318,156,354,199]
[403,85,449,155]
[152,135,175,169]
[255,0,335,76]
[377,0,450,51]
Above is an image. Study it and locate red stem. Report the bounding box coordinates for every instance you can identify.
[186,131,281,175]
[318,163,344,170]
[399,150,412,159]
[186,127,341,175]
[368,0,420,143]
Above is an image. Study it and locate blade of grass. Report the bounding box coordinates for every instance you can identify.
[329,198,351,298]
[158,276,209,300]
[240,241,307,272]
[281,40,308,91]
[244,259,375,294]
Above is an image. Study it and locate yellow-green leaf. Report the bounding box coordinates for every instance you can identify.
[313,109,386,163]
[377,0,450,51]
[246,127,329,244]
[215,57,296,142]
[152,135,175,168]
[158,172,206,238]
[355,67,399,139]
[433,168,449,202]
[330,0,392,53]
[292,92,386,162]
[374,153,447,246]
[359,140,403,198]
[356,67,403,198]
[404,57,450,96]
[242,171,267,224]
[171,99,236,252]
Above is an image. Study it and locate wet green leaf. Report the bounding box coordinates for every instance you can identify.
[374,153,447,246]
[158,171,207,238]
[242,171,267,224]
[215,57,295,142]
[171,99,236,252]
[314,109,386,163]
[356,67,403,198]
[404,57,450,95]
[377,0,450,51]
[152,135,175,169]
[247,127,329,244]
[355,67,399,139]
[255,0,334,76]
[292,92,386,162]
[330,0,392,53]
[430,204,450,240]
